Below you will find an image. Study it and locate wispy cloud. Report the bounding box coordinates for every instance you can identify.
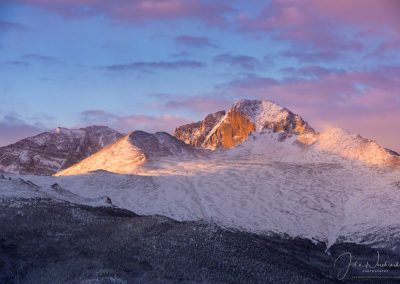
[283,50,344,63]
[0,113,44,147]
[21,54,60,64]
[99,60,204,72]
[213,53,263,70]
[281,66,345,78]
[157,95,231,113]
[12,0,232,25]
[80,110,191,134]
[0,61,30,67]
[174,35,217,48]
[0,20,27,32]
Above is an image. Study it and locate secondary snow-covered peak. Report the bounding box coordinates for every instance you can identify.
[314,127,400,167]
[0,125,122,175]
[55,130,202,176]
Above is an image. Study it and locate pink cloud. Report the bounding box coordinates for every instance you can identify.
[283,50,344,63]
[239,0,398,54]
[314,0,400,36]
[14,0,231,24]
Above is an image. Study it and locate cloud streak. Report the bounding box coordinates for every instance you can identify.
[100,60,204,72]
[174,35,217,48]
[11,0,232,25]
[214,53,262,70]
[80,110,191,134]
[21,54,60,64]
[0,113,44,147]
[0,20,27,32]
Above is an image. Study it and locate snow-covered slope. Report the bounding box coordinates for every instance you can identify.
[18,130,400,251]
[4,99,400,251]
[0,126,122,175]
[55,130,204,176]
[314,127,400,167]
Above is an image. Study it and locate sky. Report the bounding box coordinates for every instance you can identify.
[0,0,399,152]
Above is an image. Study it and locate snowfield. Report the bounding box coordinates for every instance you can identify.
[3,130,399,251]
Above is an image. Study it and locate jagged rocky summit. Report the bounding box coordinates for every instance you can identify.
[174,99,316,149]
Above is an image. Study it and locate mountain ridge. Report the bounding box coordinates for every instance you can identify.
[0,125,122,175]
[1,99,399,176]
[55,130,204,176]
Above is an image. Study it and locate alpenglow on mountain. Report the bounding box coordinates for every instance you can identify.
[0,126,122,175]
[55,131,203,176]
[175,99,399,167]
[1,99,399,177]
[42,99,400,252]
[174,99,316,149]
[2,99,400,255]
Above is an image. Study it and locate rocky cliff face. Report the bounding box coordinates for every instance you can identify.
[205,109,256,149]
[175,99,316,149]
[174,111,226,147]
[0,126,122,175]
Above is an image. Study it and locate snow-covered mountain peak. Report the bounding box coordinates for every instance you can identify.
[0,125,122,175]
[229,99,315,134]
[175,99,315,149]
[314,127,399,167]
[55,130,203,176]
[230,99,284,130]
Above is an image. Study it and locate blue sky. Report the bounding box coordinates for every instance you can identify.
[0,0,399,151]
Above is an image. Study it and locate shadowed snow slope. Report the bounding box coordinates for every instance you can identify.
[0,126,122,175]
[55,130,204,176]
